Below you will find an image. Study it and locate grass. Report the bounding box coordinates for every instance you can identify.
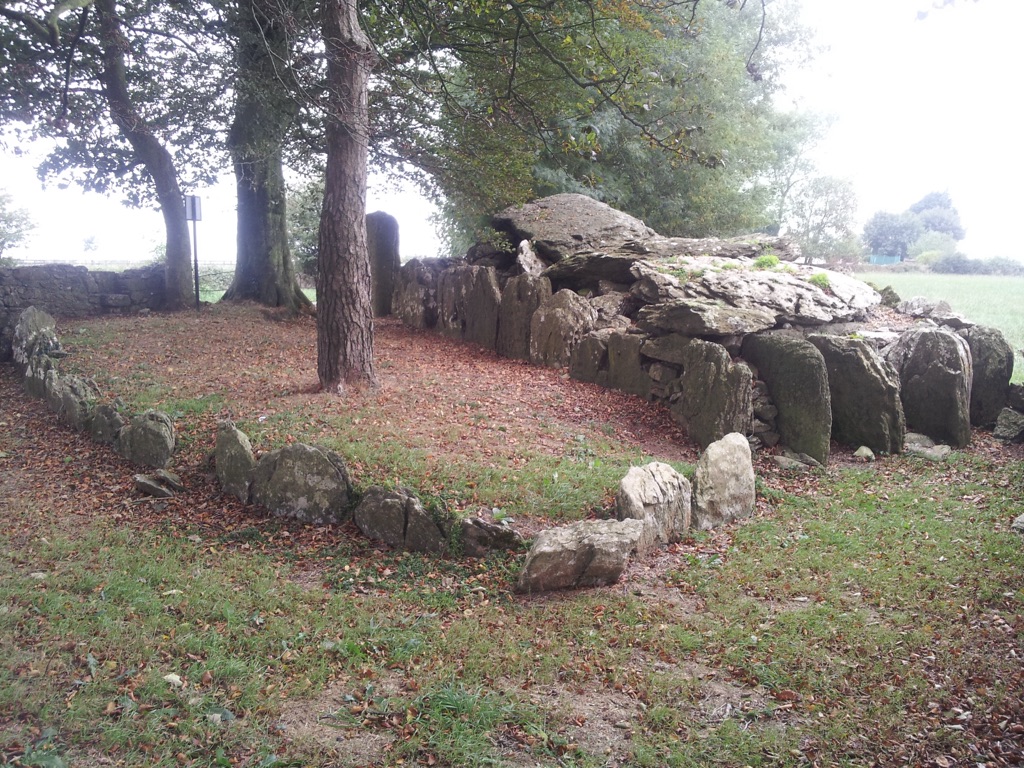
[198,288,316,304]
[4,438,1022,765]
[856,271,1024,382]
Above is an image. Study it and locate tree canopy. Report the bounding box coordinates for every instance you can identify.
[2,0,825,386]
[0,188,34,262]
[863,191,964,262]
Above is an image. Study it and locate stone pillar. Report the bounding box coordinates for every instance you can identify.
[366,211,400,318]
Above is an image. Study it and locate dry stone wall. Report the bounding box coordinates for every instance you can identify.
[0,263,165,361]
[392,194,1018,462]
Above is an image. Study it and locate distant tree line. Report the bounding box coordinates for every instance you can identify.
[861,192,1021,275]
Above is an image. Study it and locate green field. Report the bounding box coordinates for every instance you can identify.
[856,271,1023,383]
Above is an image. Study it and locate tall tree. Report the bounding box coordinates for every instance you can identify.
[863,211,922,261]
[863,191,965,262]
[0,0,225,309]
[388,0,813,241]
[316,0,376,391]
[94,0,192,308]
[221,0,312,312]
[0,189,34,262]
[783,176,860,263]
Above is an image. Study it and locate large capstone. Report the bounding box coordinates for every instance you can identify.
[614,462,691,552]
[742,334,832,466]
[884,327,973,448]
[669,339,753,450]
[636,298,776,337]
[515,518,644,593]
[250,443,352,525]
[493,193,655,263]
[693,433,756,531]
[808,335,905,455]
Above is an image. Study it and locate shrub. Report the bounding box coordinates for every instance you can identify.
[753,254,779,270]
[808,272,831,291]
[931,252,989,275]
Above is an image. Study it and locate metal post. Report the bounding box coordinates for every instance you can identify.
[192,218,200,309]
[184,194,202,309]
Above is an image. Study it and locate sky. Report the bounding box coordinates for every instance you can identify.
[1,0,1020,265]
[784,0,1023,260]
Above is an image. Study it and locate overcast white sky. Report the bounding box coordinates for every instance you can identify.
[786,0,1023,260]
[1,0,1019,264]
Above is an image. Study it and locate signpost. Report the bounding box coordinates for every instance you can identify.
[184,195,202,309]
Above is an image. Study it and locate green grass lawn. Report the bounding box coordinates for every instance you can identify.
[856,271,1024,382]
[4,452,1022,767]
[199,288,317,304]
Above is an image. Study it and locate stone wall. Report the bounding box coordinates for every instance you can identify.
[0,263,165,361]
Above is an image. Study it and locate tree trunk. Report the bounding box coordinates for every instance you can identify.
[95,0,192,310]
[316,0,376,393]
[222,0,311,312]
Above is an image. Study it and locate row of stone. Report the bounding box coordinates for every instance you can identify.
[391,195,1021,461]
[517,432,755,592]
[394,259,1016,464]
[13,307,177,468]
[11,304,762,593]
[10,305,528,561]
[214,420,759,593]
[214,422,524,558]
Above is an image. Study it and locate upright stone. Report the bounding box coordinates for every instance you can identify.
[393,258,441,329]
[606,332,651,398]
[569,329,612,386]
[366,211,400,318]
[216,421,257,503]
[670,339,752,450]
[742,334,832,465]
[614,462,691,552]
[693,433,756,531]
[994,408,1024,443]
[12,306,60,371]
[808,335,905,454]
[354,486,448,554]
[90,402,126,445]
[438,265,502,349]
[249,443,352,525]
[23,352,56,399]
[496,273,551,360]
[59,374,101,431]
[117,410,176,469]
[956,325,1014,427]
[884,327,972,448]
[529,289,597,368]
